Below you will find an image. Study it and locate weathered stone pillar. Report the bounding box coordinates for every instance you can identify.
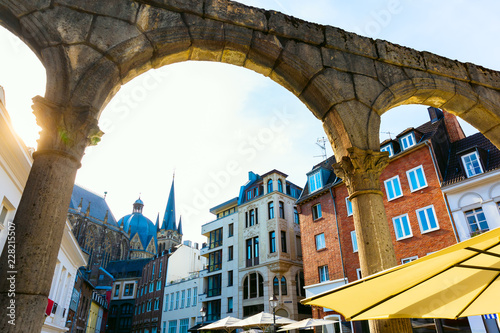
[0,96,102,332]
[333,147,412,333]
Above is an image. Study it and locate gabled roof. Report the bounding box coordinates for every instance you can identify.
[297,155,341,204]
[69,184,118,227]
[106,258,151,278]
[442,133,500,186]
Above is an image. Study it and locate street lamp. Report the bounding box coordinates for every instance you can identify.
[269,294,278,333]
[200,306,207,325]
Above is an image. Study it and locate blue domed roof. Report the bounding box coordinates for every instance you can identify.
[118,212,157,253]
[134,198,144,205]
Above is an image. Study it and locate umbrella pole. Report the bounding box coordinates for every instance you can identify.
[434,319,444,333]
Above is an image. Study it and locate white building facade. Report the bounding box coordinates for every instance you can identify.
[42,220,88,333]
[199,197,239,323]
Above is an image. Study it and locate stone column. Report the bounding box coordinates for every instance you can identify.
[0,96,102,332]
[333,147,412,333]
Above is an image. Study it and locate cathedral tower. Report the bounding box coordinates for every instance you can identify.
[157,178,183,252]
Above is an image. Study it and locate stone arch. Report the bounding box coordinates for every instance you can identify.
[458,192,484,209]
[489,182,500,200]
[373,76,500,149]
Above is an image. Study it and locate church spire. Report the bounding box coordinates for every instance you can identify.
[177,216,183,235]
[161,177,176,231]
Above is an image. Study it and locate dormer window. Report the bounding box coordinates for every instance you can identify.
[381,144,394,157]
[247,191,252,201]
[308,171,322,193]
[461,151,483,178]
[399,132,416,151]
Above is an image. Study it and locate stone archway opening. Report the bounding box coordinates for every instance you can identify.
[1,2,500,333]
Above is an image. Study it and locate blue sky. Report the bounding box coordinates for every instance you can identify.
[0,0,499,244]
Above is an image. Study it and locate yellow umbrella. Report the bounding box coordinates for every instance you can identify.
[302,227,500,320]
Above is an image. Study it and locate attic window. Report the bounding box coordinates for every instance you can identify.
[461,151,483,178]
[380,143,394,157]
[308,171,322,193]
[400,132,416,151]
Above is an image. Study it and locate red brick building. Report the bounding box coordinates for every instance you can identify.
[132,251,169,333]
[297,108,466,331]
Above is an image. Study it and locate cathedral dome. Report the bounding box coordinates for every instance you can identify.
[117,198,157,256]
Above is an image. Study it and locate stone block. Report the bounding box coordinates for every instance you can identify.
[41,7,93,45]
[483,124,500,152]
[205,0,267,31]
[268,10,324,45]
[376,40,425,69]
[222,24,253,66]
[473,85,500,113]
[71,56,121,111]
[183,14,225,61]
[322,48,377,78]
[325,26,377,58]
[245,31,282,77]
[422,51,469,81]
[106,34,154,79]
[353,74,386,107]
[146,0,204,15]
[66,44,104,90]
[374,61,408,89]
[55,0,140,24]
[299,68,354,120]
[460,104,500,134]
[466,63,500,89]
[20,12,58,48]
[6,0,50,17]
[137,7,191,66]
[137,5,185,31]
[271,40,324,96]
[426,77,456,108]
[89,16,142,52]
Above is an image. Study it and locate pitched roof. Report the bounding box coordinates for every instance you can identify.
[442,132,500,186]
[69,184,118,227]
[297,118,444,204]
[106,258,151,278]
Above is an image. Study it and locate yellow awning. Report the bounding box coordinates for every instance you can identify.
[302,227,500,320]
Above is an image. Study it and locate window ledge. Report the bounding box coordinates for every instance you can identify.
[316,247,328,252]
[313,217,324,223]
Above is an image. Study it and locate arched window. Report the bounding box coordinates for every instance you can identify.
[267,179,273,193]
[273,277,280,296]
[281,276,287,295]
[278,179,283,193]
[243,273,264,299]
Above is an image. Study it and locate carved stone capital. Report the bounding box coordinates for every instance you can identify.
[32,96,103,164]
[333,147,389,199]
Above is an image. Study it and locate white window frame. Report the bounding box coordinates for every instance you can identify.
[318,265,329,283]
[312,203,322,220]
[401,256,418,265]
[381,144,394,157]
[464,208,489,234]
[392,214,413,240]
[416,205,440,234]
[400,132,416,150]
[315,233,326,250]
[350,230,358,253]
[308,171,323,193]
[461,151,484,178]
[356,268,362,280]
[384,175,403,201]
[346,197,353,216]
[406,165,428,192]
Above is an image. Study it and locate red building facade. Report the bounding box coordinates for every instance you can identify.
[297,108,464,325]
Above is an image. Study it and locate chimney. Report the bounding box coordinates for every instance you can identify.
[443,110,466,143]
[427,107,444,123]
